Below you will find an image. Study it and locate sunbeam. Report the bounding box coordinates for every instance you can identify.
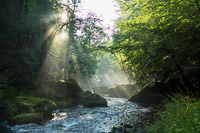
[60,11,68,23]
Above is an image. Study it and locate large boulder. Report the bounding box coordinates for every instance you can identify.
[45,78,83,99]
[39,78,84,108]
[16,96,56,118]
[1,95,57,125]
[129,82,172,105]
[78,91,107,108]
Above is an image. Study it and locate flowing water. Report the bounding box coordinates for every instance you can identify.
[10,97,152,133]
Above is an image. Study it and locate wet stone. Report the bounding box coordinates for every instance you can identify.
[10,97,152,133]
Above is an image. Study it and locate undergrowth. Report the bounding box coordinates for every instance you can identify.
[146,94,200,133]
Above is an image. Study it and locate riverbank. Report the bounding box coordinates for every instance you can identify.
[145,94,200,133]
[111,93,200,133]
[110,104,158,133]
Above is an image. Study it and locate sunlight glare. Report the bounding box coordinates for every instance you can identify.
[81,0,119,27]
[51,31,69,49]
[62,0,68,5]
[60,11,68,23]
[43,26,57,41]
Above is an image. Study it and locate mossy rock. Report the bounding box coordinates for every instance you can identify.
[38,85,65,100]
[78,91,107,108]
[10,113,43,125]
[16,96,57,119]
[2,96,57,125]
[128,82,171,105]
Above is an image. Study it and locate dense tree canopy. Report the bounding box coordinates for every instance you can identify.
[112,0,200,90]
[0,0,108,84]
[1,0,200,91]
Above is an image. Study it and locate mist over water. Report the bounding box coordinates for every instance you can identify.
[72,56,132,92]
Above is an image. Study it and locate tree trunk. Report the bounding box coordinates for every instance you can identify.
[17,0,24,48]
[23,0,29,48]
[158,28,196,93]
[64,6,75,80]
[195,0,200,15]
[169,51,196,93]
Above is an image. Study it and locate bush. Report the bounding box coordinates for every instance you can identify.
[146,94,200,133]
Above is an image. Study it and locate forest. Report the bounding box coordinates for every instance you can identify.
[0,0,200,132]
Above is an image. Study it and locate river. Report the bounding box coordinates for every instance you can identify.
[9,97,152,133]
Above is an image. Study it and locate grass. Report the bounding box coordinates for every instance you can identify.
[146,94,200,133]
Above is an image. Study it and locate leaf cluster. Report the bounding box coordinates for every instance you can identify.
[112,0,200,85]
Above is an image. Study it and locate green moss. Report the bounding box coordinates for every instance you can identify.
[10,113,43,125]
[79,91,107,107]
[17,96,56,107]
[0,94,57,125]
[0,77,85,125]
[146,94,200,133]
[15,96,57,121]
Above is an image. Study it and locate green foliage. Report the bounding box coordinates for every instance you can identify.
[67,12,107,77]
[113,0,200,86]
[0,0,60,89]
[146,94,200,133]
[17,48,39,67]
[0,0,109,125]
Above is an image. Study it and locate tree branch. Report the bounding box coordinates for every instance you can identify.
[195,0,200,15]
[48,52,64,62]
[59,22,70,30]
